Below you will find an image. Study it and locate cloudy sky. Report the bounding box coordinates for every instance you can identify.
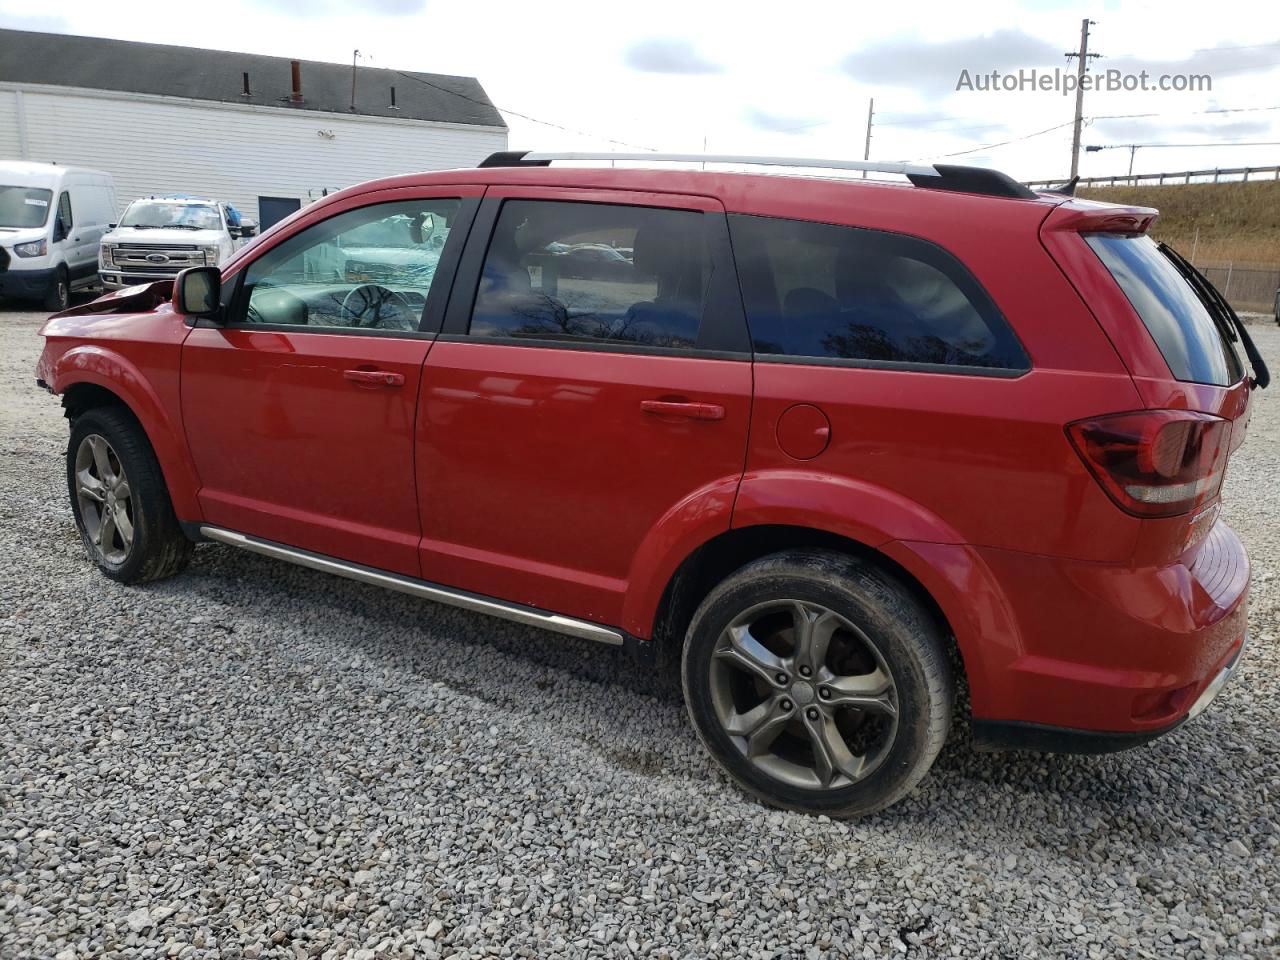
[2,0,1278,182]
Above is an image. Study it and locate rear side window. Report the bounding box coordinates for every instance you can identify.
[729,214,1028,371]
[469,200,709,349]
[1085,234,1243,386]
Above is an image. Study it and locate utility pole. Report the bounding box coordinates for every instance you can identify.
[1065,19,1101,179]
[862,98,874,179]
[350,49,360,112]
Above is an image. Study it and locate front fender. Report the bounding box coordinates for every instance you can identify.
[51,344,202,520]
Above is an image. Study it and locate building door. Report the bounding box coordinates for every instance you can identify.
[258,196,302,231]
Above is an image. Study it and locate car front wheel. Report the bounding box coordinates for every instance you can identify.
[682,550,953,817]
[67,407,193,583]
[44,267,70,312]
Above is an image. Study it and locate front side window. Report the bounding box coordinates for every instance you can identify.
[469,200,710,349]
[729,214,1028,371]
[57,191,73,231]
[0,186,52,228]
[238,199,460,332]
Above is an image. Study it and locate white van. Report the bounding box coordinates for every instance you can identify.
[0,162,117,310]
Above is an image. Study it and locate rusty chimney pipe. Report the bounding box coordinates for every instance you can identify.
[289,60,303,103]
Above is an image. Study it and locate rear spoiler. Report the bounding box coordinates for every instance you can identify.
[1045,201,1159,235]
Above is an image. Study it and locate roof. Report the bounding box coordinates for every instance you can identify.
[0,28,506,129]
[0,160,112,185]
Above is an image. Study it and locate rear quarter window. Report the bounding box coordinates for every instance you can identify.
[728,214,1028,372]
[1084,234,1243,386]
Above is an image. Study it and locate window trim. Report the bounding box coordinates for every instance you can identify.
[726,212,1031,377]
[442,192,752,357]
[215,195,479,339]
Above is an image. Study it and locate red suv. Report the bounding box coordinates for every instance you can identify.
[35,152,1267,816]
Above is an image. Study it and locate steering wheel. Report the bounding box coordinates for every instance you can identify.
[339,284,415,329]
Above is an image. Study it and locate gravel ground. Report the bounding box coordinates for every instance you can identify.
[1,304,1277,960]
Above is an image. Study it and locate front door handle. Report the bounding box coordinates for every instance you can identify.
[640,399,725,421]
[343,368,404,387]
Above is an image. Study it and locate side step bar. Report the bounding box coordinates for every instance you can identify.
[200,526,626,646]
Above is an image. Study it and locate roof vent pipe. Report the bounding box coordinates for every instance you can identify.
[241,72,251,97]
[290,60,303,103]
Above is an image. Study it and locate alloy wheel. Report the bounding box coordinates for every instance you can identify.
[708,599,899,791]
[74,434,134,564]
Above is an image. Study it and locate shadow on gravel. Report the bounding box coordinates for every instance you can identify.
[164,542,686,704]
[136,541,1258,840]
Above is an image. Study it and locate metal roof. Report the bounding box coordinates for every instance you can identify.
[0,28,506,129]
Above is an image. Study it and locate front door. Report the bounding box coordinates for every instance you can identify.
[180,189,477,576]
[417,189,753,626]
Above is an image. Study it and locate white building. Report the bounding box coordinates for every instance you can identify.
[0,28,508,229]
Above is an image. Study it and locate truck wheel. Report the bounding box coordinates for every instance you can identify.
[682,550,952,817]
[44,267,70,312]
[67,407,193,584]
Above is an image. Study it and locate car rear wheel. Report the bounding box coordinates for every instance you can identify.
[682,550,952,817]
[67,407,193,583]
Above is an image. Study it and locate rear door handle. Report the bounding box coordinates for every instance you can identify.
[640,399,725,421]
[344,368,404,387]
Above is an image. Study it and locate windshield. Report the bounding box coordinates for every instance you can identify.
[1085,233,1243,387]
[340,215,421,248]
[120,200,222,231]
[0,185,53,228]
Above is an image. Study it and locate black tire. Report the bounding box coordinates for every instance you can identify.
[66,407,193,584]
[43,267,70,312]
[682,550,952,817]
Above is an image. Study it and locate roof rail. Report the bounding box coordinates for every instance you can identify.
[477,151,1038,200]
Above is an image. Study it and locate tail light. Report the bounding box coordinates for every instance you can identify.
[1067,411,1230,518]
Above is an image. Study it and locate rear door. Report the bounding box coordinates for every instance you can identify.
[416,188,753,626]
[180,187,479,575]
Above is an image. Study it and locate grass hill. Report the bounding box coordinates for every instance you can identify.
[1078,179,1280,266]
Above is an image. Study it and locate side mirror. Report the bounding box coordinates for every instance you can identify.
[173,266,222,318]
[108,223,117,230]
[241,219,258,237]
[410,213,435,245]
[53,216,68,243]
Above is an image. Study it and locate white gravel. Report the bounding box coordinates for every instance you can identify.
[1,305,1277,959]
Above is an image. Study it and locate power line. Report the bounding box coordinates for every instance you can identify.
[1093,140,1280,149]
[916,119,1079,160]
[1092,104,1280,121]
[392,69,658,151]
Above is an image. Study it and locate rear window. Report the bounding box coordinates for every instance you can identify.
[1085,234,1243,386]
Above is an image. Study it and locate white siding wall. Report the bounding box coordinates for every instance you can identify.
[0,85,506,224]
[0,90,22,157]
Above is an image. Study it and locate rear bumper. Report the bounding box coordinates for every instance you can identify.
[973,632,1246,752]
[0,266,56,299]
[958,519,1249,743]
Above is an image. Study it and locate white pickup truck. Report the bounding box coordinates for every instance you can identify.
[99,196,258,291]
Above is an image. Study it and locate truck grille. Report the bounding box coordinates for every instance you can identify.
[111,244,207,274]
